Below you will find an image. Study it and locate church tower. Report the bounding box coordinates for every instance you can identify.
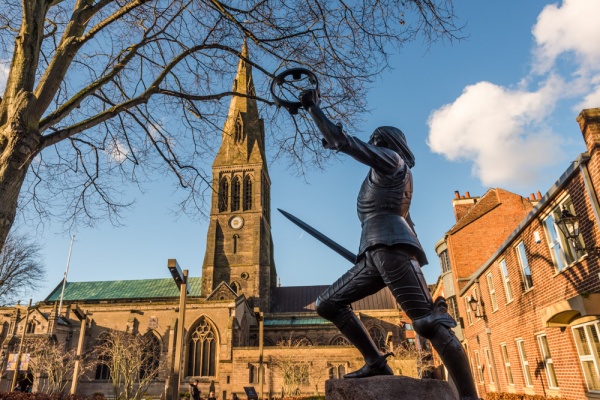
[201,42,276,310]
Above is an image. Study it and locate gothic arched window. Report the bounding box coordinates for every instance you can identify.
[330,335,351,346]
[243,175,253,210]
[231,177,241,211]
[26,321,36,334]
[187,317,217,377]
[233,234,239,254]
[368,326,386,352]
[139,333,161,380]
[292,336,312,346]
[249,364,264,384]
[95,333,111,380]
[234,117,243,143]
[218,178,229,212]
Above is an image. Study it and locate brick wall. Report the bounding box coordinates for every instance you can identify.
[451,107,600,400]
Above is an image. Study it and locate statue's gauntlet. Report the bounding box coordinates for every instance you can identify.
[308,105,349,151]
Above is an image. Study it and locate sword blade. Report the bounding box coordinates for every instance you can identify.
[278,208,357,264]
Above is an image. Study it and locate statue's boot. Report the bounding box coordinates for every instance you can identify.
[413,298,480,400]
[337,313,393,378]
[429,324,480,400]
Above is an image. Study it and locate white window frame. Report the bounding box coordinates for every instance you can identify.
[537,334,559,389]
[486,272,498,312]
[498,259,513,303]
[464,296,473,326]
[516,339,533,387]
[572,321,600,392]
[542,196,585,272]
[440,249,451,274]
[515,241,533,291]
[484,347,495,384]
[500,343,514,385]
[474,350,484,383]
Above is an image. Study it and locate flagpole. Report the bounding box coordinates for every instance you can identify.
[58,235,75,317]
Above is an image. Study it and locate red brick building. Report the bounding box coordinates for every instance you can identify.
[435,108,600,399]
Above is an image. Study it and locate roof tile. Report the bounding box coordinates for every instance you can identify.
[45,278,202,302]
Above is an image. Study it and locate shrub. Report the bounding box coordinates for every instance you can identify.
[485,393,567,400]
[0,393,107,400]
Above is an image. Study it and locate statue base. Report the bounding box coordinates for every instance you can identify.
[325,375,457,400]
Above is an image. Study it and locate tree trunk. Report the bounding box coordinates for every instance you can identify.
[0,94,40,249]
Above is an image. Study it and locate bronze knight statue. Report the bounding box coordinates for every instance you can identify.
[297,88,480,400]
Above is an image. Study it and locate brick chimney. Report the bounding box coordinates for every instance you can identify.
[578,108,600,194]
[579,108,600,154]
[452,190,479,222]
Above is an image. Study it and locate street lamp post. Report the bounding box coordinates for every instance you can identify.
[254,308,264,400]
[11,299,32,391]
[71,306,88,394]
[168,259,188,400]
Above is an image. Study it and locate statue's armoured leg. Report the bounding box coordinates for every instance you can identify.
[316,254,392,378]
[413,304,479,400]
[373,246,479,400]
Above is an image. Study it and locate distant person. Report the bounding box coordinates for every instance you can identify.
[189,379,201,400]
[207,391,217,400]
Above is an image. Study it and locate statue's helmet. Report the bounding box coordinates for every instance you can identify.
[372,126,415,168]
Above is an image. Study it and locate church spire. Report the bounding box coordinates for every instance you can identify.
[202,40,276,311]
[227,38,256,117]
[214,40,265,167]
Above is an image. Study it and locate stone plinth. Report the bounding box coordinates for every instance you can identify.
[325,376,456,400]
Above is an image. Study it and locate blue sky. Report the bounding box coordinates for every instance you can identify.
[3,0,600,304]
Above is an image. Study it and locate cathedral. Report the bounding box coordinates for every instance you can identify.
[0,44,413,399]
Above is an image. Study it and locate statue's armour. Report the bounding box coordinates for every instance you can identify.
[337,134,427,265]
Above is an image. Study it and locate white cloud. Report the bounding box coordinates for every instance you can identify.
[428,0,600,188]
[107,139,129,163]
[533,0,600,75]
[0,63,9,95]
[428,78,564,187]
[577,75,600,110]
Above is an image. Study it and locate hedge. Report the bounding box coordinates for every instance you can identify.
[485,393,567,400]
[0,394,106,400]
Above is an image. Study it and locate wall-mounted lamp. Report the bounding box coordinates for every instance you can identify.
[555,209,581,248]
[555,208,600,255]
[467,294,485,319]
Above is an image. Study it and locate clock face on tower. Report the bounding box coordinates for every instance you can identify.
[229,215,244,230]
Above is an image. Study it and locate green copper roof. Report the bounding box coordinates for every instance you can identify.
[264,317,331,326]
[45,277,202,302]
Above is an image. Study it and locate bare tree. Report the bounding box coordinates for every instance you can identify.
[389,341,434,379]
[0,230,45,305]
[273,339,310,397]
[306,352,329,397]
[27,335,91,395]
[0,0,462,250]
[94,330,163,400]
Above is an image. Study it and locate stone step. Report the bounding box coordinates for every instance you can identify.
[325,375,456,400]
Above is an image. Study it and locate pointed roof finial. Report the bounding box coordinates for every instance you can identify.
[242,36,248,58]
